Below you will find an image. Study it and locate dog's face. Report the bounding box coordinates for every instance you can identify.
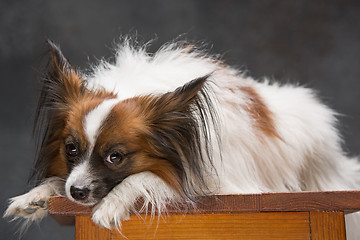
[62,94,193,205]
[63,97,151,205]
[34,41,211,205]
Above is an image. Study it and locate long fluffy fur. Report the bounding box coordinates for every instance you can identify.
[4,37,360,239]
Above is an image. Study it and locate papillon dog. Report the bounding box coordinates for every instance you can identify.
[4,37,360,239]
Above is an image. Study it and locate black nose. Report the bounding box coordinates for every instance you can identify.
[70,186,90,200]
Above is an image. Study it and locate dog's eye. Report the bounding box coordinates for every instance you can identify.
[65,142,78,158]
[105,151,124,166]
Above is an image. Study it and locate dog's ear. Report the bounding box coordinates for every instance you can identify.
[172,74,208,105]
[137,74,210,124]
[156,74,210,113]
[47,40,72,80]
[31,41,85,182]
[45,40,85,106]
[135,74,214,196]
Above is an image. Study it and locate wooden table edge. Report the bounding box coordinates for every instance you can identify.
[49,190,360,217]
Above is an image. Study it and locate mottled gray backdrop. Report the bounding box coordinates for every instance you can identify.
[0,1,359,239]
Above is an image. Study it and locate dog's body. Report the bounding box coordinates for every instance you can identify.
[4,39,360,239]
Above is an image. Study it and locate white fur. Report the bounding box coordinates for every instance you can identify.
[92,171,180,230]
[86,43,216,101]
[5,40,360,239]
[84,98,120,147]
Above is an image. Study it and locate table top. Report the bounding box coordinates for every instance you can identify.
[49,191,360,217]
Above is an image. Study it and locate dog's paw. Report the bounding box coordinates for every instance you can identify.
[3,187,51,221]
[91,197,130,230]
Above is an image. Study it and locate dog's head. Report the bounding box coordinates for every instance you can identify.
[32,41,216,205]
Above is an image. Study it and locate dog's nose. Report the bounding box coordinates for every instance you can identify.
[70,186,90,200]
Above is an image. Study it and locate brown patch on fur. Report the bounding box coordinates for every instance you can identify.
[240,86,281,139]
[46,154,68,178]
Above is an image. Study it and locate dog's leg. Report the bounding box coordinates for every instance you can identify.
[3,177,65,222]
[92,171,179,230]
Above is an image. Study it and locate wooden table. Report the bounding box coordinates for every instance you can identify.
[49,191,360,240]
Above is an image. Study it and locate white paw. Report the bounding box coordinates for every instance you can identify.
[91,197,130,230]
[3,184,54,222]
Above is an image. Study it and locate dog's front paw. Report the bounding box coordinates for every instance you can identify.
[3,188,50,221]
[91,197,130,230]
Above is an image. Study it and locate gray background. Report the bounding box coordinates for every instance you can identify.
[1,1,359,239]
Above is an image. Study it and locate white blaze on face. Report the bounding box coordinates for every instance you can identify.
[65,98,120,204]
[84,98,120,147]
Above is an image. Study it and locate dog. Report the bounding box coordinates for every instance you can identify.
[4,38,360,239]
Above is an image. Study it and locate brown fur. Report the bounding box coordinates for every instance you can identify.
[240,86,280,139]
[44,144,68,178]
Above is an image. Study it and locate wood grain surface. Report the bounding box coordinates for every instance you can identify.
[76,212,311,240]
[49,191,360,217]
[309,211,346,240]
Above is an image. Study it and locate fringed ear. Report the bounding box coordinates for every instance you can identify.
[140,74,218,199]
[171,74,208,103]
[30,41,84,183]
[47,40,72,78]
[156,74,210,113]
[45,40,85,106]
